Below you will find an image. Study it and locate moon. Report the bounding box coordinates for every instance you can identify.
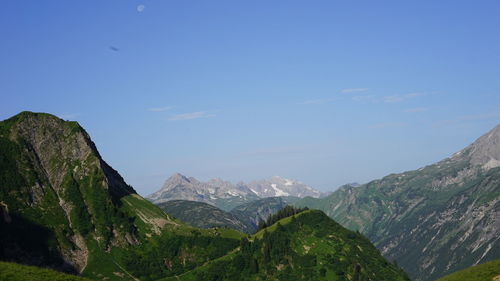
[137,4,145,12]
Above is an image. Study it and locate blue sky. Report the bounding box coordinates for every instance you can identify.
[1,0,499,195]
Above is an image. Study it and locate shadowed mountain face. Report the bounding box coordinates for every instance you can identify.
[296,124,500,281]
[157,197,288,234]
[157,200,252,233]
[229,197,288,232]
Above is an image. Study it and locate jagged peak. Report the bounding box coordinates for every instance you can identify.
[164,172,192,185]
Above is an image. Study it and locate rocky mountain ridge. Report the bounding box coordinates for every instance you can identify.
[147,173,326,210]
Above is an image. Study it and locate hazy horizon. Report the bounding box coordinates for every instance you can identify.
[1,1,499,195]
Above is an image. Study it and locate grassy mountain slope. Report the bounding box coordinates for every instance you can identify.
[161,209,410,281]
[0,261,92,281]
[296,125,500,281]
[435,258,500,281]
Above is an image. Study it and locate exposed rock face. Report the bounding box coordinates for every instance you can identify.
[0,112,170,276]
[296,124,500,281]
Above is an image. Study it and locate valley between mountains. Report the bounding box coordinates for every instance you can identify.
[0,112,498,281]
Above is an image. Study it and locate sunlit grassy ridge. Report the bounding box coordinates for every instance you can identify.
[0,261,92,281]
[435,259,500,281]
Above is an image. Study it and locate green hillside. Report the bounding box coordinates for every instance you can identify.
[0,261,92,281]
[161,209,410,281]
[435,259,500,281]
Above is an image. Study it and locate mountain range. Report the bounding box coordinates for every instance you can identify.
[296,124,500,281]
[147,173,327,210]
[0,112,409,281]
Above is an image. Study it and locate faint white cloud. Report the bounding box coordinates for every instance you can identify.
[369,122,407,129]
[404,107,429,113]
[460,111,500,121]
[341,88,368,94]
[383,93,425,103]
[351,95,376,102]
[137,4,145,12]
[168,111,215,121]
[433,107,500,128]
[148,106,173,112]
[239,145,307,157]
[297,98,336,105]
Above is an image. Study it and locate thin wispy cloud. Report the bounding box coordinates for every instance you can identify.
[404,107,429,113]
[148,106,173,112]
[297,98,336,105]
[351,95,376,102]
[383,93,425,103]
[433,107,500,128]
[369,122,407,129]
[137,4,145,12]
[168,111,215,121]
[341,88,368,94]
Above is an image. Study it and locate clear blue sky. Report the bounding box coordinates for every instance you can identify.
[1,1,499,195]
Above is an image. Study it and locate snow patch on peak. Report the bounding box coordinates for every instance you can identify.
[271,184,290,196]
